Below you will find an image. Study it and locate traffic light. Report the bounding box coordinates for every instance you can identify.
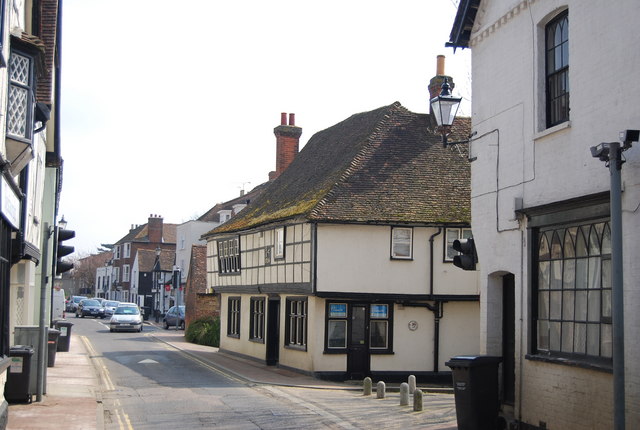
[452,237,477,271]
[56,227,75,275]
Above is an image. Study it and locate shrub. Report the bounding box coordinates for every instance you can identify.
[185,316,220,347]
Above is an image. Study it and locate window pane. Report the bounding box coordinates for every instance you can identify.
[587,324,600,356]
[601,324,613,358]
[601,224,611,255]
[561,322,574,353]
[393,243,411,258]
[538,291,549,320]
[328,320,346,348]
[574,323,586,354]
[550,231,563,259]
[538,320,549,351]
[550,322,561,351]
[550,261,562,290]
[562,290,574,320]
[576,258,588,289]
[588,257,601,289]
[370,321,388,349]
[539,234,550,260]
[550,291,561,320]
[575,291,587,321]
[587,290,600,322]
[602,289,612,319]
[575,228,587,257]
[539,261,550,290]
[564,228,576,258]
[562,259,575,289]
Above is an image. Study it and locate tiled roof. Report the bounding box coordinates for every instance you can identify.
[136,248,176,272]
[198,182,269,223]
[116,223,178,245]
[210,102,471,235]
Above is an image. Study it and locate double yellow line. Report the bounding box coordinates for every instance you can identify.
[81,335,134,430]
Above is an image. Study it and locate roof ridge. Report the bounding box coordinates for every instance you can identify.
[311,102,404,217]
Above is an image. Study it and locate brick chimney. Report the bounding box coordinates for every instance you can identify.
[148,214,163,243]
[269,112,302,181]
[428,55,455,113]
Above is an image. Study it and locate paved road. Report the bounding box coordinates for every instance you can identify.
[71,317,457,429]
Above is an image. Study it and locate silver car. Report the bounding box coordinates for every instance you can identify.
[109,305,143,332]
[103,300,120,317]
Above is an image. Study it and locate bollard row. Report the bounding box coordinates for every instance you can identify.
[362,375,423,412]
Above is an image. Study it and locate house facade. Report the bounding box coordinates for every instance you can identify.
[108,215,176,305]
[448,1,640,428]
[204,101,480,381]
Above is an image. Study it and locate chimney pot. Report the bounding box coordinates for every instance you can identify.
[289,113,295,126]
[281,112,287,125]
[436,55,445,76]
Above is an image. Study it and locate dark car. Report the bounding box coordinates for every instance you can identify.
[163,305,185,330]
[76,299,105,318]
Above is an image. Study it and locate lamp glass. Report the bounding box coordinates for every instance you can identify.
[430,95,462,127]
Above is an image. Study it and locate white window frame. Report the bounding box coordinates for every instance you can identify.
[444,228,472,262]
[124,243,131,258]
[391,227,413,260]
[114,245,121,260]
[275,227,285,259]
[122,264,130,282]
[7,50,35,142]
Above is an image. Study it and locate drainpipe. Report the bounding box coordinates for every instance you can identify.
[428,228,442,296]
[429,228,442,371]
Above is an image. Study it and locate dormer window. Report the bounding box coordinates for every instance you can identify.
[218,210,232,223]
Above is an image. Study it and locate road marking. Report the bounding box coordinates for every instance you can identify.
[138,359,158,364]
[82,336,134,430]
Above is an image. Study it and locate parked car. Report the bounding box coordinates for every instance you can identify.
[76,299,105,318]
[163,305,185,330]
[66,295,87,312]
[103,300,120,317]
[109,305,143,332]
[90,297,105,305]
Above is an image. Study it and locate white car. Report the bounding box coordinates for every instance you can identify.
[109,305,143,332]
[103,300,120,317]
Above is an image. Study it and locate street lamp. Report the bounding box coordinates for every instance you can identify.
[590,129,639,430]
[430,77,463,147]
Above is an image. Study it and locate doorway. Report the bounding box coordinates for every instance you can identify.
[502,274,516,404]
[347,304,370,379]
[266,298,280,366]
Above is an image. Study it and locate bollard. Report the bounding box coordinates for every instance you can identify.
[400,382,409,406]
[408,374,416,394]
[413,389,423,411]
[376,381,386,399]
[363,377,372,396]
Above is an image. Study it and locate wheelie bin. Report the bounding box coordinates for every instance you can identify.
[54,320,74,352]
[4,345,34,403]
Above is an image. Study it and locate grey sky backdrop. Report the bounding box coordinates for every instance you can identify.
[58,0,471,255]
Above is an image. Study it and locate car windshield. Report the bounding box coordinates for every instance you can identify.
[73,297,86,303]
[114,307,139,315]
[83,300,100,306]
[105,301,119,307]
[178,305,185,315]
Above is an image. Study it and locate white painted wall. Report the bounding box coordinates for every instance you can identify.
[175,220,217,282]
[465,0,640,427]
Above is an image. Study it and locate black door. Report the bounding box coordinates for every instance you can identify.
[347,305,370,379]
[502,274,516,404]
[266,298,280,366]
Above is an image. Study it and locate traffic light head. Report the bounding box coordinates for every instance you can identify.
[56,227,75,275]
[452,237,477,271]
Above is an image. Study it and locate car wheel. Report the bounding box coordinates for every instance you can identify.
[163,321,169,329]
[75,313,79,318]
[109,328,114,332]
[139,326,143,332]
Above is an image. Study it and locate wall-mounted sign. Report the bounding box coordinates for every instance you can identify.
[329,303,347,318]
[408,320,419,331]
[370,304,388,319]
[1,176,20,229]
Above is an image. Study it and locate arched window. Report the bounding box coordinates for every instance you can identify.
[545,10,569,127]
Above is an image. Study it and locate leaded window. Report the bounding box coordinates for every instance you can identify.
[535,220,612,360]
[7,51,34,140]
[227,297,241,338]
[218,237,241,274]
[250,297,265,342]
[546,10,569,127]
[286,297,307,348]
[391,227,413,259]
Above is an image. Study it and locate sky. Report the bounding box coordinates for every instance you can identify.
[58,0,471,256]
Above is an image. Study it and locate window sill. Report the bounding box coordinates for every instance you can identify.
[525,353,612,373]
[534,121,571,142]
[249,337,265,344]
[284,344,307,352]
[390,257,413,261]
[219,272,241,277]
[323,348,346,354]
[226,334,240,339]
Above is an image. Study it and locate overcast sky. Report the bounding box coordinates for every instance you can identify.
[58,0,471,255]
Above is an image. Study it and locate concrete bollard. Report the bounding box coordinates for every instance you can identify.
[413,389,423,412]
[408,374,416,394]
[363,377,372,396]
[400,382,409,406]
[376,381,386,399]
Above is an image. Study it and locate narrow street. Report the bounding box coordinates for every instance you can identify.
[67,317,457,429]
